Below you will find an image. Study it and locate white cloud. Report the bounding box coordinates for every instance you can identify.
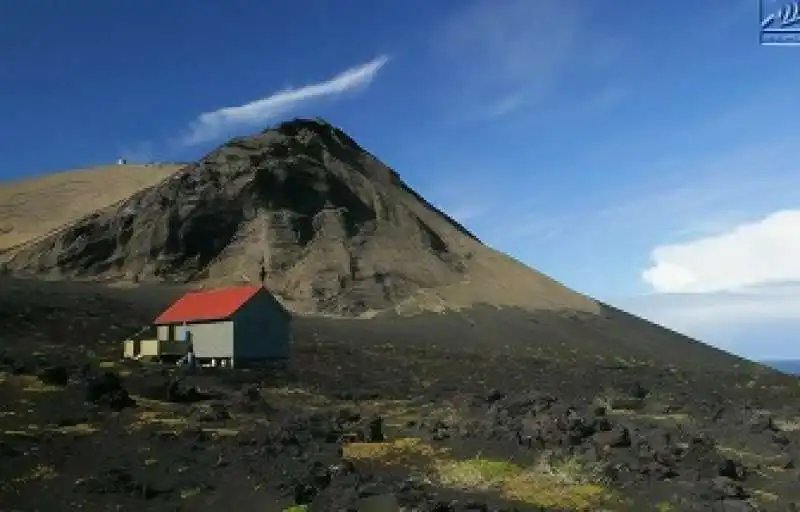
[642,210,800,294]
[620,210,800,359]
[182,55,389,145]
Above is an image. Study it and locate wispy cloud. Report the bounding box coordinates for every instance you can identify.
[424,174,497,225]
[432,0,624,119]
[181,55,389,146]
[509,137,800,246]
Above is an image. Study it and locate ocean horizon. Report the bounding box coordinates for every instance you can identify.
[761,359,800,376]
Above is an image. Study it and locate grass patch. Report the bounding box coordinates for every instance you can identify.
[2,429,39,438]
[179,487,203,499]
[128,408,239,437]
[201,427,240,437]
[774,418,800,432]
[362,399,444,431]
[98,361,132,377]
[12,464,58,484]
[124,397,241,436]
[593,388,645,412]
[716,445,782,464]
[129,410,187,431]
[655,502,678,512]
[128,394,178,410]
[752,489,780,504]
[610,356,639,369]
[14,375,61,393]
[136,410,187,425]
[500,451,612,510]
[3,423,98,437]
[607,409,690,423]
[435,456,520,489]
[53,423,98,435]
[715,445,789,474]
[261,386,331,409]
[342,437,439,468]
[342,438,615,510]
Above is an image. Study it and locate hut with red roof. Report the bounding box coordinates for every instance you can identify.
[125,285,291,368]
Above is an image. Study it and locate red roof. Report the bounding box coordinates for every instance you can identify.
[154,285,263,324]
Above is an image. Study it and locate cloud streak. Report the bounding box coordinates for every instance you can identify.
[498,137,800,248]
[432,0,623,119]
[182,55,389,146]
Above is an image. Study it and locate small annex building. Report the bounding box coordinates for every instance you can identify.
[140,285,291,368]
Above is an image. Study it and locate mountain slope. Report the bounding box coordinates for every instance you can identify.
[0,163,184,252]
[1,119,597,316]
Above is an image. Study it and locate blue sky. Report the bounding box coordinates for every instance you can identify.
[2,0,799,359]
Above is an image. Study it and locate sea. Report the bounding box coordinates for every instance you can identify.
[761,359,800,376]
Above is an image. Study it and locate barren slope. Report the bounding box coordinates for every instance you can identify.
[0,164,183,251]
[1,119,597,316]
[1,278,798,511]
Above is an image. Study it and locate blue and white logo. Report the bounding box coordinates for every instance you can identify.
[760,0,800,45]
